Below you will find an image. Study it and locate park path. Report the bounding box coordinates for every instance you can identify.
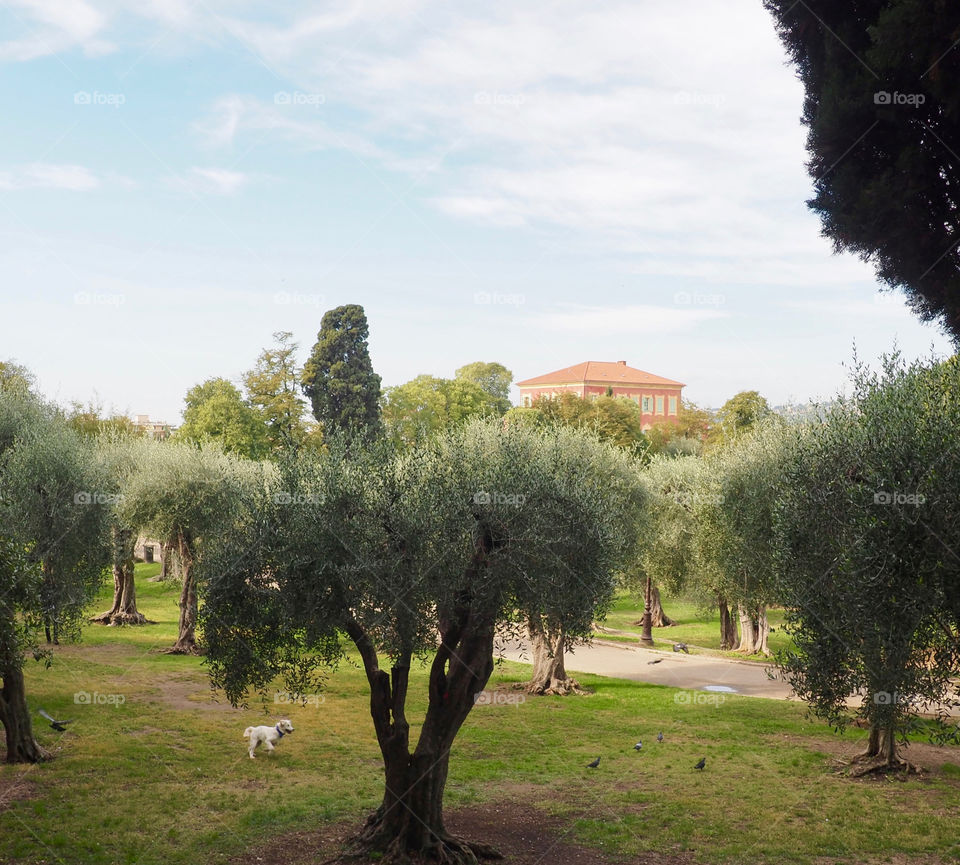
[497,638,797,700]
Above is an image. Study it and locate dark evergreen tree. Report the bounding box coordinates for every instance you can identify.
[765,0,960,340]
[301,304,383,441]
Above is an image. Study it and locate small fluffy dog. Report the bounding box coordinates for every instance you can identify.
[243,719,294,759]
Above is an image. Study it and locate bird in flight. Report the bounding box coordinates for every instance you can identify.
[633,741,642,751]
[694,757,706,771]
[586,756,601,768]
[673,642,689,654]
[657,731,664,743]
[39,709,73,732]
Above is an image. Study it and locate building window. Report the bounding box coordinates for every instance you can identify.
[669,396,678,415]
[641,396,653,413]
[522,395,531,408]
[656,396,664,415]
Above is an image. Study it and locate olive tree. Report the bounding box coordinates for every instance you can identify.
[0,392,111,762]
[201,419,643,863]
[120,442,268,654]
[774,354,960,771]
[696,420,790,656]
[90,436,157,627]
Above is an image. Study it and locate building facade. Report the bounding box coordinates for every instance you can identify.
[516,360,684,431]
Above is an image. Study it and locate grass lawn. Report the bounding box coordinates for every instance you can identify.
[599,592,794,657]
[2,565,960,864]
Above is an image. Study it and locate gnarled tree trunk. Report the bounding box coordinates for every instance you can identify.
[342,547,503,864]
[718,596,739,650]
[525,617,582,696]
[0,662,48,764]
[168,531,199,654]
[735,604,771,656]
[649,584,674,627]
[92,527,148,626]
[850,721,914,775]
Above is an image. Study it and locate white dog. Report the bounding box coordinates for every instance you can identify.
[243,719,294,759]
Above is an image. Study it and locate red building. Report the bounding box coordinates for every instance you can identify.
[516,360,684,431]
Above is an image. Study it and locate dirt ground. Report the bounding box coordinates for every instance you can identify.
[226,803,694,865]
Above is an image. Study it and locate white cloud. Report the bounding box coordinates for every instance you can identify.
[0,0,109,62]
[185,167,249,195]
[0,163,101,191]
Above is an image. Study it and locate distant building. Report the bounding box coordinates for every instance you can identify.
[133,414,174,440]
[516,360,685,431]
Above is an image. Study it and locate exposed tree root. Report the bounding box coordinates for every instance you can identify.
[90,610,153,626]
[524,676,587,696]
[848,757,921,778]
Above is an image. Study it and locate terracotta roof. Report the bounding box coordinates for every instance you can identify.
[516,361,684,388]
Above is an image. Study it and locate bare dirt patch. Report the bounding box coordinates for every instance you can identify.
[767,732,960,777]
[149,674,242,713]
[225,803,692,865]
[0,771,40,812]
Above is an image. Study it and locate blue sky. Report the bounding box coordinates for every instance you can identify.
[0,0,953,424]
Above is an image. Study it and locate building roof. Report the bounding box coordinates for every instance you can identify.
[516,361,684,388]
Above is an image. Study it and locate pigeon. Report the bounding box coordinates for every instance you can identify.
[673,642,689,654]
[647,658,663,665]
[694,757,706,771]
[657,731,664,743]
[39,709,72,732]
[633,741,642,751]
[586,756,601,768]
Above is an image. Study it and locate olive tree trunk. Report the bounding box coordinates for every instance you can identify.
[525,618,582,696]
[648,584,674,627]
[0,662,48,764]
[168,531,199,654]
[718,596,739,650]
[91,527,148,626]
[735,604,771,656]
[342,554,503,863]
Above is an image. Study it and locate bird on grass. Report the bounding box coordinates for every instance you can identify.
[657,732,664,743]
[673,642,689,654]
[647,658,663,665]
[39,709,73,732]
[694,757,706,771]
[586,757,601,768]
[633,741,642,751]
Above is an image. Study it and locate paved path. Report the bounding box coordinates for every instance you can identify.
[498,638,797,700]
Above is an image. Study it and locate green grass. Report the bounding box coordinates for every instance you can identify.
[601,591,794,657]
[2,565,959,864]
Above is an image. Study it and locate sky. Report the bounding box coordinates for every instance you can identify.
[0,0,954,424]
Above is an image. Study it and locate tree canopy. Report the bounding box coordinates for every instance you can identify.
[301,304,382,442]
[176,378,271,460]
[201,419,643,862]
[764,0,960,340]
